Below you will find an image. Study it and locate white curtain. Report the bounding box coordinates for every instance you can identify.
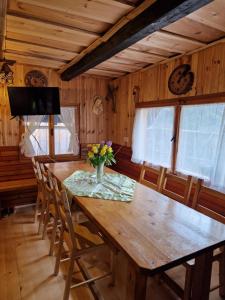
[211,108,225,189]
[59,107,79,155]
[132,107,175,167]
[20,115,45,157]
[131,108,149,164]
[176,103,225,191]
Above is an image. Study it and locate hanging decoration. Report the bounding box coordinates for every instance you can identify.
[24,70,48,87]
[133,85,140,104]
[92,96,104,115]
[0,62,14,86]
[106,83,118,113]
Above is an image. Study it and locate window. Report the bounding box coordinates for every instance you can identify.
[30,116,49,156]
[177,103,225,190]
[22,106,79,157]
[132,101,225,191]
[54,107,79,155]
[132,107,175,167]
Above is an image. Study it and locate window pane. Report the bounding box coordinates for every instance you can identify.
[25,115,49,156]
[132,107,175,167]
[54,107,79,155]
[176,103,225,189]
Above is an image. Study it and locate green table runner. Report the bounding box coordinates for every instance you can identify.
[63,170,136,202]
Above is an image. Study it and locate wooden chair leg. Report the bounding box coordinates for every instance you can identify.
[54,228,64,276]
[63,252,75,300]
[42,205,50,240]
[34,193,41,223]
[38,202,45,234]
[49,217,58,256]
[219,247,225,298]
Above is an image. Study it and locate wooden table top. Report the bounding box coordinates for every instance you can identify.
[46,161,225,275]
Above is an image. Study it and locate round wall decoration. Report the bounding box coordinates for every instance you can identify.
[168,64,194,95]
[24,70,48,87]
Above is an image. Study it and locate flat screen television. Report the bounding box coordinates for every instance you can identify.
[8,87,61,117]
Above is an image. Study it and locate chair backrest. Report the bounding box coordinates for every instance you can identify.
[31,157,38,178]
[191,179,225,224]
[31,157,36,168]
[52,177,78,251]
[139,162,167,192]
[192,178,204,209]
[160,171,193,206]
[36,163,53,205]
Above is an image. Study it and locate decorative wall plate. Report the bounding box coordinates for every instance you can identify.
[168,64,194,95]
[24,70,48,87]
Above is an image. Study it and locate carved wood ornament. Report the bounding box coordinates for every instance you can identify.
[106,83,118,113]
[133,86,140,104]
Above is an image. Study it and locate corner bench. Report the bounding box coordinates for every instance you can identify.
[0,146,37,217]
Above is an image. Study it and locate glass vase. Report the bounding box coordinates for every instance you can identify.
[96,161,105,183]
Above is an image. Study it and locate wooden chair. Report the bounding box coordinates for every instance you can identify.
[31,157,44,222]
[192,179,225,224]
[35,163,58,246]
[139,162,166,191]
[162,178,225,299]
[52,178,112,300]
[160,170,194,206]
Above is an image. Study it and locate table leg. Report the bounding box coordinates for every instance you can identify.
[134,271,147,300]
[219,246,225,298]
[126,264,148,300]
[191,249,213,300]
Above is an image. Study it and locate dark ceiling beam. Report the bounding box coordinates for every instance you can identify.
[60,0,212,81]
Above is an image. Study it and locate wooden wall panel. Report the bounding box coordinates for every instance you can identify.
[107,42,225,222]
[0,63,110,147]
[107,42,225,146]
[0,85,20,146]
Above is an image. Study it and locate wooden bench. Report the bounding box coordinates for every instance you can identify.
[0,146,37,217]
[0,178,37,192]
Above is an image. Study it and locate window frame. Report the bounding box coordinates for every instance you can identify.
[135,92,225,175]
[21,104,80,160]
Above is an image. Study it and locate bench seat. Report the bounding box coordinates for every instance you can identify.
[0,178,37,193]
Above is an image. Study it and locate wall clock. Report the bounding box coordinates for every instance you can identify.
[24,70,48,87]
[168,64,194,95]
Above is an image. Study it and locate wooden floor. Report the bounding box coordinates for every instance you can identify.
[0,206,223,300]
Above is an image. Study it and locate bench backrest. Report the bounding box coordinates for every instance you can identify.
[0,146,35,182]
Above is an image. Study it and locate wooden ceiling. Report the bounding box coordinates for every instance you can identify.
[1,0,225,79]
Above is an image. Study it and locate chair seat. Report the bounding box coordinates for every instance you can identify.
[72,211,88,224]
[63,222,104,251]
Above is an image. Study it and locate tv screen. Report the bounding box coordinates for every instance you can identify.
[8,87,61,117]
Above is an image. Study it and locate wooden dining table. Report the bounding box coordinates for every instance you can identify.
[46,161,225,300]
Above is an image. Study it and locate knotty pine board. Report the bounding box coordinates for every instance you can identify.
[0,63,110,147]
[108,42,225,147]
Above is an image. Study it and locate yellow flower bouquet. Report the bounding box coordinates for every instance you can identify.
[87,141,116,182]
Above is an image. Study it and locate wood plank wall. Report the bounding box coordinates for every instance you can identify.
[107,42,225,220]
[0,64,109,209]
[0,63,110,147]
[107,42,225,146]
